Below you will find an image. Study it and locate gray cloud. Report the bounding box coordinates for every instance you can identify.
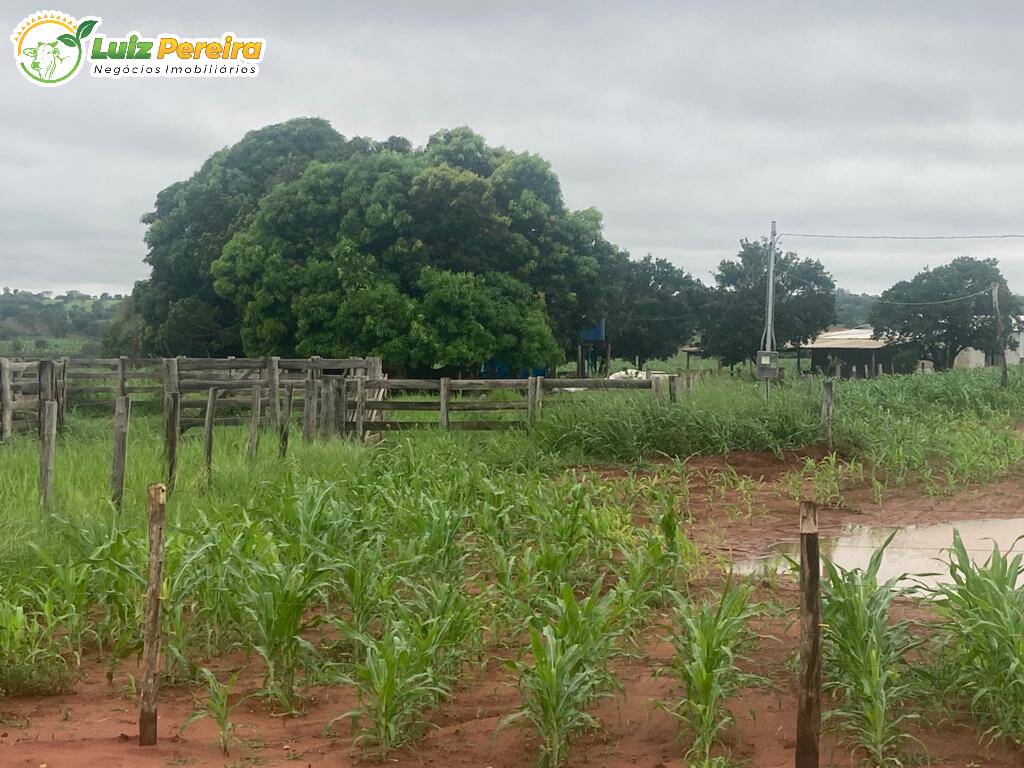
[3,0,1024,297]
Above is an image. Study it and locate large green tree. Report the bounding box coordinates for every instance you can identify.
[700,239,835,366]
[117,117,703,372]
[869,256,1018,370]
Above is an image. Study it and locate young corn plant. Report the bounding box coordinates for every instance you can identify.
[233,555,333,713]
[334,617,450,761]
[501,580,622,768]
[662,579,761,767]
[0,593,73,696]
[931,531,1024,747]
[181,667,246,756]
[821,533,923,766]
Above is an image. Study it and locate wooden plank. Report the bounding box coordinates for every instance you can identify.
[110,396,131,509]
[526,376,537,424]
[246,385,261,461]
[302,371,317,443]
[278,358,371,370]
[176,358,266,370]
[178,379,269,391]
[38,400,57,511]
[796,501,822,768]
[450,401,527,411]
[139,483,167,747]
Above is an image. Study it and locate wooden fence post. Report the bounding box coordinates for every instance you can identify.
[669,374,679,403]
[268,356,281,430]
[302,369,317,443]
[339,378,350,435]
[355,376,366,442]
[139,483,167,747]
[39,400,57,511]
[38,359,54,436]
[321,377,336,438]
[246,385,262,461]
[163,362,180,494]
[0,358,11,441]
[526,376,537,424]
[535,376,545,416]
[110,396,131,509]
[117,355,128,397]
[439,377,451,430]
[820,380,834,452]
[796,500,822,768]
[203,387,218,483]
[279,384,294,458]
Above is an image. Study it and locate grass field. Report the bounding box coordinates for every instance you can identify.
[2,369,1024,766]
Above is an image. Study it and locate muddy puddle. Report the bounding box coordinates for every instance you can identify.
[735,517,1024,589]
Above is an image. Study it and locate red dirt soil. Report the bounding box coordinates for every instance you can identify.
[3,450,1023,768]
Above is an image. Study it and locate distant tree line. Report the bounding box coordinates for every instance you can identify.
[104,117,839,374]
[0,288,122,355]
[95,117,1017,374]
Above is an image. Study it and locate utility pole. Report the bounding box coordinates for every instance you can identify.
[759,220,779,402]
[993,282,1008,389]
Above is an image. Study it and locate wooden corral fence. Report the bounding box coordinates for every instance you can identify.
[335,373,691,440]
[0,357,68,438]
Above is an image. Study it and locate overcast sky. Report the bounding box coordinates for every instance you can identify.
[4,1,1024,297]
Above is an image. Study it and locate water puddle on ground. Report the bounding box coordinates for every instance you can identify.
[735,517,1024,590]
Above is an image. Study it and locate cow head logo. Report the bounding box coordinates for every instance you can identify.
[11,11,100,87]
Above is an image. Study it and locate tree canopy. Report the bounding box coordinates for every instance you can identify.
[868,256,1018,369]
[116,117,704,374]
[699,240,835,366]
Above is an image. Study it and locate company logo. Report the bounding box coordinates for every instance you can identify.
[11,11,98,86]
[12,11,265,86]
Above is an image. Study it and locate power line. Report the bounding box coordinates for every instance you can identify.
[870,288,990,306]
[780,232,1024,241]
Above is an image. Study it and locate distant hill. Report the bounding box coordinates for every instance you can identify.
[0,289,124,356]
[835,288,878,327]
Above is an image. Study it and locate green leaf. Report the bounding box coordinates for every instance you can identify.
[76,19,99,40]
[57,34,77,47]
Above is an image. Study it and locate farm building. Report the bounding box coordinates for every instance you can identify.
[797,326,896,377]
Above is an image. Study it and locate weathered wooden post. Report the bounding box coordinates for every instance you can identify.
[820,380,834,452]
[339,378,350,435]
[355,376,367,441]
[668,374,679,403]
[39,399,57,511]
[117,355,128,397]
[246,384,262,461]
[0,357,11,441]
[439,377,451,430]
[650,374,662,400]
[202,387,218,483]
[163,357,180,494]
[110,396,131,509]
[302,369,317,443]
[796,500,822,768]
[278,384,294,458]
[38,359,54,436]
[268,356,281,430]
[139,483,167,747]
[320,376,337,438]
[526,376,537,424]
[535,375,545,416]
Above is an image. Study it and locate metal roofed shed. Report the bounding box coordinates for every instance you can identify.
[796,326,896,377]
